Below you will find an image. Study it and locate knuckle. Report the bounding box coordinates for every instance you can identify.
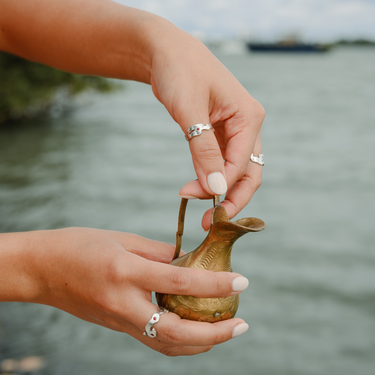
[92,265,131,319]
[212,273,230,296]
[195,144,222,161]
[245,99,265,126]
[165,242,177,260]
[256,103,266,121]
[243,174,262,192]
[251,100,266,121]
[170,268,192,294]
[212,331,223,346]
[163,324,184,345]
[159,345,181,357]
[107,258,126,283]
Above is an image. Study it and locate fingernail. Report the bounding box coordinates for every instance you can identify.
[232,323,249,338]
[232,276,249,292]
[207,172,227,195]
[178,195,198,199]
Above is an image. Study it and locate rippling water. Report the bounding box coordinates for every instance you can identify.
[1,46,375,375]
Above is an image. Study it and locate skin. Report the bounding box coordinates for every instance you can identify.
[0,229,249,356]
[0,0,264,355]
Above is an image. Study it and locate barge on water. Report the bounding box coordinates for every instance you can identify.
[247,42,330,53]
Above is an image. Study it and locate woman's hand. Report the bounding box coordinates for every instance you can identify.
[1,228,249,356]
[149,25,265,230]
[0,1,264,231]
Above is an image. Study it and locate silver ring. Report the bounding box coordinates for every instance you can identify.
[250,153,264,166]
[185,123,214,141]
[143,307,168,338]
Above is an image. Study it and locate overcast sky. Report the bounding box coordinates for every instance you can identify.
[116,0,375,41]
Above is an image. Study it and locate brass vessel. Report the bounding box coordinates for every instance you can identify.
[156,196,265,322]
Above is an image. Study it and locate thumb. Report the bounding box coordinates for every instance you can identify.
[184,122,227,196]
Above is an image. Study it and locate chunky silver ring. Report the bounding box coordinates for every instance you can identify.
[143,308,169,338]
[185,123,214,141]
[250,153,264,166]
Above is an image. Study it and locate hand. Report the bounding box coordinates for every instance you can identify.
[0,1,263,232]
[150,28,265,230]
[24,228,249,356]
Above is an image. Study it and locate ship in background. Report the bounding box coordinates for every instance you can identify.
[247,36,331,53]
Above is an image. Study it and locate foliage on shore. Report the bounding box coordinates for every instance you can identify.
[335,38,375,46]
[0,52,119,123]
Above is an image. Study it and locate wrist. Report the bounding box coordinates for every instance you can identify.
[0,231,46,303]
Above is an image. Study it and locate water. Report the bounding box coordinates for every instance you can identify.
[1,46,375,375]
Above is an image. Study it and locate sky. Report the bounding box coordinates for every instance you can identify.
[116,0,375,42]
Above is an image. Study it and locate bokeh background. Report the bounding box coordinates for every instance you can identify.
[1,1,375,374]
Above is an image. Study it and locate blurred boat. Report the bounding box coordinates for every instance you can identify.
[247,39,331,53]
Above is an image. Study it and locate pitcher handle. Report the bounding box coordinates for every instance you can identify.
[173,198,188,260]
[172,196,220,260]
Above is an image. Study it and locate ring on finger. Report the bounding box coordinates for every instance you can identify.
[250,153,264,166]
[185,123,214,141]
[143,307,169,338]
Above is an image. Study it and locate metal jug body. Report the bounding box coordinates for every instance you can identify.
[156,200,265,323]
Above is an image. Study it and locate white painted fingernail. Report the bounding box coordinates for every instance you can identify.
[178,195,198,199]
[232,276,249,292]
[207,172,227,195]
[232,323,249,338]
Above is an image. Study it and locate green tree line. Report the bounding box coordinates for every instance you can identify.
[0,52,118,123]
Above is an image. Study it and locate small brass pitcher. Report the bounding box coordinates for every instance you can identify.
[156,197,265,323]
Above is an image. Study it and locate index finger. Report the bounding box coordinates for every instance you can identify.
[187,124,228,196]
[126,254,249,297]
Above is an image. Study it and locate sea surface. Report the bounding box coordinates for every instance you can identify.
[1,46,375,375]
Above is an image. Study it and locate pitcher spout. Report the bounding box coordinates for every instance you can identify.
[210,205,266,243]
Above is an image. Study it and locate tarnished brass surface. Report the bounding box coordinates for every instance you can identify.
[156,197,265,323]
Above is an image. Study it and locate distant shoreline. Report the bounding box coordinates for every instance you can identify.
[333,38,375,46]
